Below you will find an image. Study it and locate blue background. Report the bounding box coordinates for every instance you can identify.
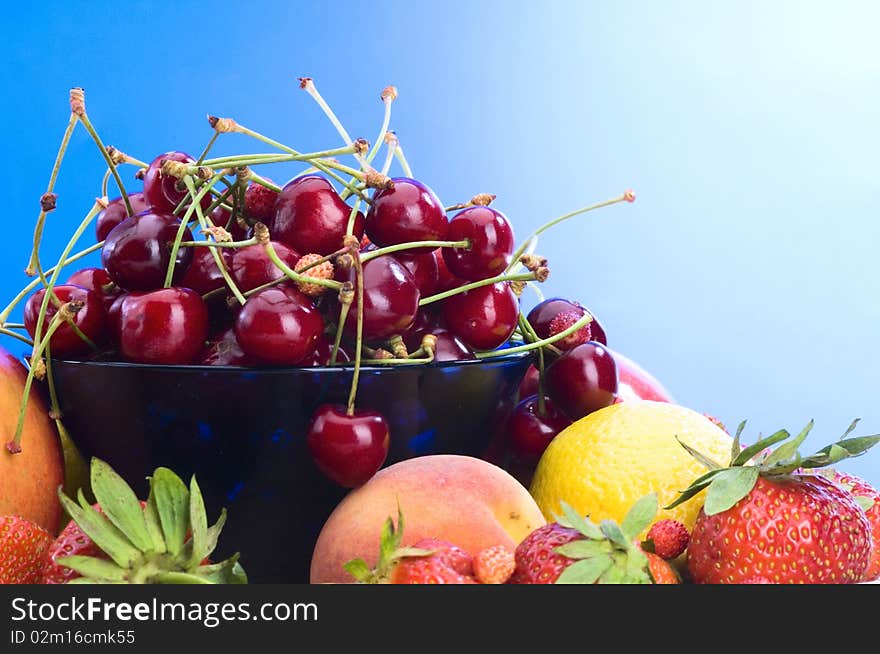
[3,1,878,484]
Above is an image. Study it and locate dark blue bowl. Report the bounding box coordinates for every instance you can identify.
[50,351,533,583]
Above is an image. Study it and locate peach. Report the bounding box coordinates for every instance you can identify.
[0,348,64,534]
[310,454,546,583]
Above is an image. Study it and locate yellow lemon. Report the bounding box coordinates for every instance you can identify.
[529,400,733,531]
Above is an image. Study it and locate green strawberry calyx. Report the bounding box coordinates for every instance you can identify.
[666,418,880,517]
[552,493,658,584]
[56,457,247,584]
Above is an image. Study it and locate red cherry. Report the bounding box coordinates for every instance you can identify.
[365,177,448,250]
[401,307,444,351]
[508,395,572,464]
[270,175,365,255]
[66,267,122,314]
[234,286,324,365]
[116,287,209,364]
[442,206,515,280]
[178,247,232,296]
[300,334,351,367]
[24,285,106,356]
[433,248,465,293]
[345,256,420,341]
[142,151,212,214]
[196,327,255,366]
[306,404,390,488]
[210,205,249,242]
[428,328,475,361]
[244,180,279,223]
[106,293,126,344]
[101,210,193,291]
[229,242,300,293]
[545,341,618,420]
[393,251,438,297]
[526,297,607,346]
[441,282,518,351]
[95,193,149,242]
[518,364,540,399]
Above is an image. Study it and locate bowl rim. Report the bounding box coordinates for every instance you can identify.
[49,347,535,374]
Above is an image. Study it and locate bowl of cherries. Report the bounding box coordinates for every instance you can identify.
[6,83,634,582]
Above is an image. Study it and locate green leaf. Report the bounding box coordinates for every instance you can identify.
[675,436,724,471]
[854,496,875,512]
[56,555,127,582]
[731,429,791,467]
[598,562,628,584]
[57,489,140,568]
[664,475,718,510]
[151,468,190,557]
[554,540,613,560]
[841,418,861,439]
[378,515,398,570]
[599,520,630,549]
[195,555,248,584]
[800,435,880,469]
[703,466,760,515]
[761,421,814,468]
[730,424,743,468]
[557,501,603,540]
[624,547,651,583]
[152,572,214,584]
[202,508,227,561]
[188,476,209,567]
[343,558,374,583]
[143,488,167,554]
[765,452,803,476]
[555,555,613,584]
[89,458,153,552]
[619,493,658,541]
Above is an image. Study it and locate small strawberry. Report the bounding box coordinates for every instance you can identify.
[473,545,515,584]
[830,470,880,582]
[644,551,680,584]
[643,519,689,560]
[344,507,476,584]
[510,494,665,584]
[44,457,247,584]
[669,419,879,584]
[0,515,53,584]
[294,253,334,297]
[244,180,279,223]
[547,310,592,350]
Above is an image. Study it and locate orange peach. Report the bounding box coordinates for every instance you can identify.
[0,348,64,534]
[310,454,546,583]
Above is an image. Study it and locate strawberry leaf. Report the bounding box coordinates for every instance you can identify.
[800,435,880,469]
[599,520,630,549]
[194,556,248,584]
[664,473,719,510]
[854,495,875,512]
[731,429,790,467]
[89,458,153,552]
[152,572,212,584]
[202,508,227,561]
[555,555,613,584]
[188,476,209,567]
[841,418,861,439]
[56,555,127,582]
[58,489,140,568]
[557,501,603,540]
[620,493,658,541]
[675,437,724,471]
[761,420,813,469]
[554,540,613,560]
[624,547,650,582]
[143,488,167,554]
[151,468,190,557]
[344,558,373,582]
[703,466,760,515]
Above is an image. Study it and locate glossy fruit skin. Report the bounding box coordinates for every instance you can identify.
[196,327,255,366]
[41,511,104,584]
[244,180,279,223]
[390,538,477,584]
[306,404,390,488]
[24,284,106,356]
[211,205,249,242]
[229,242,300,293]
[517,364,540,399]
[95,193,150,242]
[441,282,518,351]
[508,395,572,465]
[142,151,211,214]
[433,248,464,293]
[345,256,420,341]
[116,288,209,364]
[300,334,351,367]
[101,210,194,291]
[65,267,122,314]
[687,474,872,584]
[527,297,607,346]
[832,472,880,582]
[178,247,232,296]
[443,206,515,280]
[509,522,582,584]
[393,251,438,297]
[0,515,53,584]
[544,341,618,420]
[365,177,448,250]
[271,175,364,255]
[610,348,675,403]
[234,287,324,365]
[645,551,680,584]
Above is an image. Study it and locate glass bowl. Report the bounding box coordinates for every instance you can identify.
[50,351,534,583]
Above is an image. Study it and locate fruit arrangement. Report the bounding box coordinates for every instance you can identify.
[1,80,878,585]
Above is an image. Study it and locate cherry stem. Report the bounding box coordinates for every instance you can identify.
[100,167,112,199]
[345,198,362,237]
[27,113,77,278]
[340,94,393,201]
[178,238,258,249]
[165,174,223,288]
[419,271,538,306]
[394,144,413,177]
[346,247,365,416]
[361,239,469,263]
[249,171,281,193]
[474,312,593,359]
[507,194,631,273]
[201,146,356,168]
[261,236,343,292]
[182,176,247,305]
[330,300,351,366]
[299,78,367,170]
[0,328,33,346]
[379,139,396,177]
[76,110,133,217]
[196,132,219,166]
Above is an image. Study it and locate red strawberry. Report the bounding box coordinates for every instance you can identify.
[511,494,663,584]
[42,514,104,584]
[644,551,680,584]
[0,515,53,584]
[832,471,880,582]
[643,519,689,560]
[244,180,279,223]
[669,419,878,584]
[473,545,515,584]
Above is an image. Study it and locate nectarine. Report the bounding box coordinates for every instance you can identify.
[310,454,546,583]
[0,348,64,533]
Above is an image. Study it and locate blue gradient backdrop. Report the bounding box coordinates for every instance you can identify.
[3,1,878,484]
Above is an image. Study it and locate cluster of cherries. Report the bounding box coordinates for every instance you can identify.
[21,144,624,490]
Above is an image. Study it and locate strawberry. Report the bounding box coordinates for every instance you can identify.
[510,494,666,584]
[643,519,689,560]
[44,457,247,584]
[644,551,680,584]
[669,419,878,584]
[0,515,53,584]
[473,545,515,584]
[830,471,880,582]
